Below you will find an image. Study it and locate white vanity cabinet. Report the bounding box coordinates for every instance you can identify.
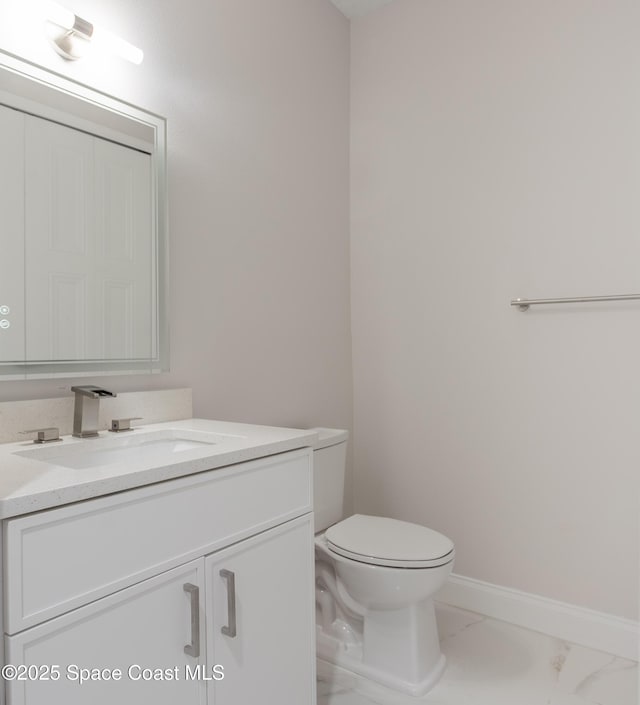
[206,517,314,705]
[2,448,315,705]
[5,560,207,705]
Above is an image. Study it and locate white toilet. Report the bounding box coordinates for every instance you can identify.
[312,428,454,696]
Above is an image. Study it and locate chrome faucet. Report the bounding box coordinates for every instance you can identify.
[71,386,117,438]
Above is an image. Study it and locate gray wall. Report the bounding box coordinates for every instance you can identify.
[0,0,353,465]
[2,0,637,621]
[351,0,639,619]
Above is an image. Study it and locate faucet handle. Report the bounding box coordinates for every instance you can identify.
[71,385,117,399]
[109,417,142,433]
[20,427,61,444]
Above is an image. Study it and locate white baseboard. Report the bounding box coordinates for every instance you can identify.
[436,573,638,662]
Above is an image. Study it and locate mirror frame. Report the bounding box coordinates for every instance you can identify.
[0,50,169,379]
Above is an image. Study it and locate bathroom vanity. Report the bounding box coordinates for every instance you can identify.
[0,419,317,704]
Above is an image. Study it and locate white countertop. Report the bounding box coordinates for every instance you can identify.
[0,419,317,519]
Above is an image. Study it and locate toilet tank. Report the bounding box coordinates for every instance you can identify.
[310,427,349,532]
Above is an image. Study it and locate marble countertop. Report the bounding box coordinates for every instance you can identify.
[0,418,317,519]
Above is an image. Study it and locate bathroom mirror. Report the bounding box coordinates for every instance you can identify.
[0,52,168,379]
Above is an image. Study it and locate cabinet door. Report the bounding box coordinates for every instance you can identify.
[6,560,206,705]
[206,515,315,705]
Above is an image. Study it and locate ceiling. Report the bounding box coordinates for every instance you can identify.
[329,0,397,19]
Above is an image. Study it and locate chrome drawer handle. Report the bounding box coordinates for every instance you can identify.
[220,569,237,638]
[183,583,200,657]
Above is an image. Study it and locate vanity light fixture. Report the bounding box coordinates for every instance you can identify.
[46,2,144,64]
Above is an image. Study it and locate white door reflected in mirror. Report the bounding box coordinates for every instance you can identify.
[21,113,153,362]
[0,52,168,378]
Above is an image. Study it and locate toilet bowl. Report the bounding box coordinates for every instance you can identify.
[311,429,455,696]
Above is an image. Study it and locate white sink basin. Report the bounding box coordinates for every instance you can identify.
[14,429,245,470]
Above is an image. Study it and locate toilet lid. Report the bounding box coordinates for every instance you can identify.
[325,514,454,569]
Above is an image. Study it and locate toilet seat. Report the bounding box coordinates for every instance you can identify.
[325,514,454,569]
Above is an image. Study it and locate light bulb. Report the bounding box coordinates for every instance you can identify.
[47,1,76,31]
[91,26,144,65]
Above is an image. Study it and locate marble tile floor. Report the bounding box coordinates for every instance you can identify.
[317,604,638,705]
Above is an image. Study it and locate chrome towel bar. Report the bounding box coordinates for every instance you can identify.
[511,294,640,311]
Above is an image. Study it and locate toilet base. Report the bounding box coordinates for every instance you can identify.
[314,530,453,697]
[316,627,446,696]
